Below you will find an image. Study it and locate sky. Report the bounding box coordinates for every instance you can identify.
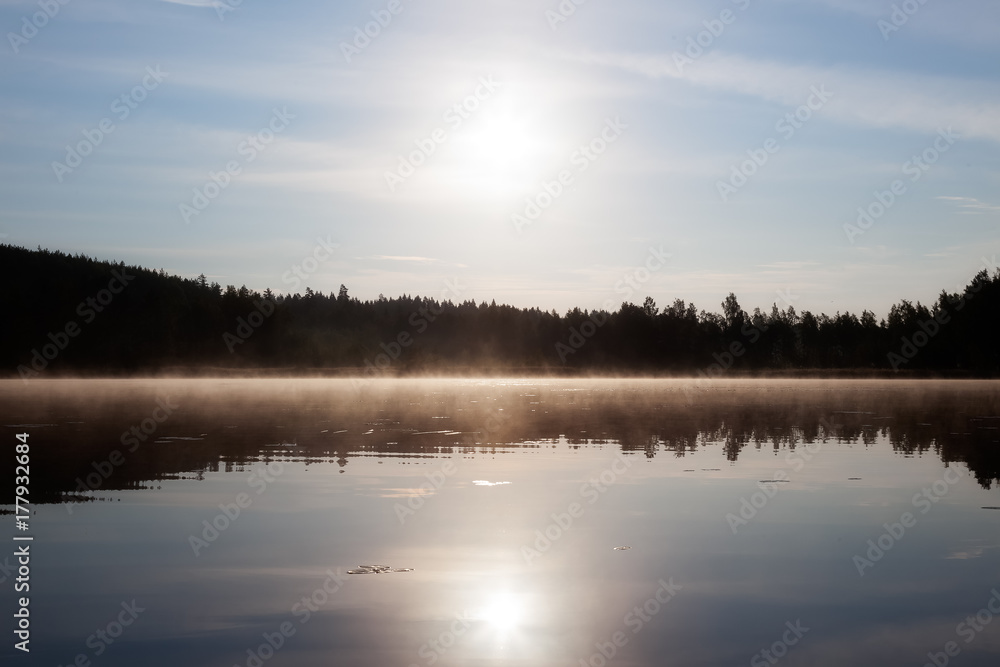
[1,0,998,318]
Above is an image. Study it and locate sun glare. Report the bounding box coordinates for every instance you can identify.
[479,592,524,632]
[459,111,532,167]
[443,91,553,196]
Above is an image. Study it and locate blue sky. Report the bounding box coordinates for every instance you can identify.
[1,0,998,317]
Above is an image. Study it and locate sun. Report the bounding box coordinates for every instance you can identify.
[479,592,524,632]
[441,90,554,197]
[457,109,533,169]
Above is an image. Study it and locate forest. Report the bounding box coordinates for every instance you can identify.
[2,243,998,377]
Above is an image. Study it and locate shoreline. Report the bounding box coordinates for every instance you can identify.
[3,367,998,381]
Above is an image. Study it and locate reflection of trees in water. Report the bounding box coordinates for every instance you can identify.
[2,380,997,506]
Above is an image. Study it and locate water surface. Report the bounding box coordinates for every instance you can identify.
[1,378,998,666]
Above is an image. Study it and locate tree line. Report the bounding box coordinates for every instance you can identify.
[2,243,998,376]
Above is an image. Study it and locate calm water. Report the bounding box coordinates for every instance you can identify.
[1,378,999,666]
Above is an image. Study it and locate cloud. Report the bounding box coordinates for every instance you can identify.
[945,546,986,560]
[798,0,884,18]
[936,196,1000,215]
[362,255,440,263]
[158,0,224,7]
[756,261,822,271]
[571,50,1000,143]
[780,0,1000,48]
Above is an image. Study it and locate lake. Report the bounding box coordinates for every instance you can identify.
[1,378,999,667]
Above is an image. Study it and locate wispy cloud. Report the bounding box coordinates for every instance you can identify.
[158,0,224,7]
[937,196,1000,214]
[796,0,884,18]
[945,545,990,560]
[571,50,1000,143]
[757,261,822,271]
[360,255,440,263]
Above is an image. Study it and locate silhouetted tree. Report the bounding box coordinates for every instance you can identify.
[2,243,998,377]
